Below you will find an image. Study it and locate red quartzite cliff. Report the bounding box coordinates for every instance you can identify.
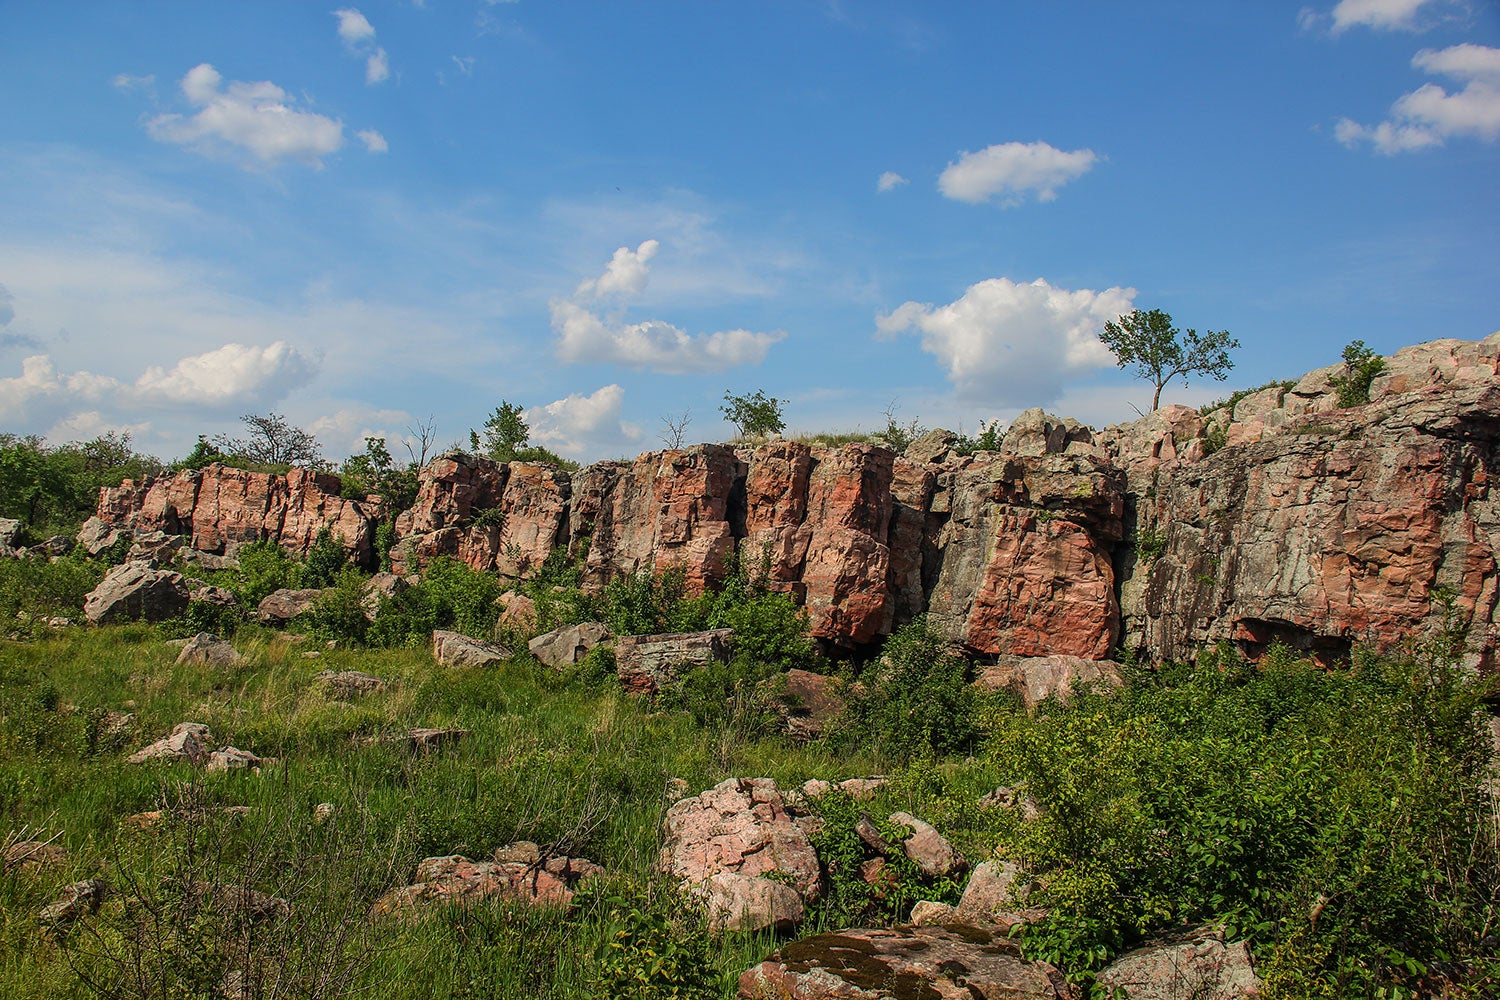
[95,333,1500,669]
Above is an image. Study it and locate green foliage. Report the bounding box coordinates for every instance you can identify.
[475,400,531,463]
[808,790,964,930]
[1135,525,1167,563]
[341,435,420,511]
[1100,307,1240,411]
[176,434,230,470]
[0,430,158,537]
[953,419,1004,456]
[232,539,301,606]
[302,567,372,644]
[1199,379,1298,417]
[834,617,978,761]
[582,879,724,999]
[720,389,786,439]
[365,555,502,646]
[988,643,1499,993]
[877,402,925,453]
[0,553,106,636]
[1330,340,1387,408]
[599,567,695,637]
[300,525,350,588]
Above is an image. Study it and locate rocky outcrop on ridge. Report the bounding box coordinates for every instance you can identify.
[90,333,1500,667]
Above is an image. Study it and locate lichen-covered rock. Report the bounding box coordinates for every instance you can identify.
[974,655,1123,709]
[702,872,806,933]
[661,778,820,933]
[4,840,67,874]
[528,621,612,669]
[175,632,242,667]
[737,925,1073,999]
[256,588,323,625]
[127,722,213,765]
[371,849,602,919]
[84,563,190,624]
[39,879,108,932]
[432,629,512,668]
[315,670,387,697]
[614,628,732,695]
[1095,926,1262,1000]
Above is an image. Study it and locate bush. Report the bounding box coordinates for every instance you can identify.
[1330,340,1386,408]
[833,617,978,761]
[0,553,106,635]
[233,540,301,606]
[580,879,724,1000]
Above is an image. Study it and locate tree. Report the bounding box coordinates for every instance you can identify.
[1329,340,1386,408]
[659,409,692,449]
[720,390,786,440]
[214,413,322,468]
[472,401,530,462]
[1099,308,1240,411]
[403,415,439,469]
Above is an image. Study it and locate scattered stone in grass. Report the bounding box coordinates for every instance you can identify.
[312,802,336,825]
[432,630,512,668]
[314,669,387,698]
[206,747,269,773]
[301,651,321,658]
[889,812,966,879]
[4,840,67,874]
[1095,925,1263,1000]
[909,900,956,926]
[176,632,242,667]
[257,588,324,625]
[183,880,291,923]
[371,849,604,919]
[527,621,612,669]
[615,628,732,695]
[38,878,109,933]
[127,722,213,765]
[407,727,468,753]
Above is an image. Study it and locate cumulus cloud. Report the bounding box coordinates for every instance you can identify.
[876,277,1135,403]
[334,9,389,85]
[877,171,908,192]
[938,141,1098,205]
[145,64,346,168]
[0,342,319,430]
[551,241,785,374]
[357,128,389,152]
[111,73,155,93]
[525,384,642,459]
[1337,43,1500,153]
[1330,0,1447,33]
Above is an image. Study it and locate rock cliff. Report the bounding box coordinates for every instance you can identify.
[93,332,1500,667]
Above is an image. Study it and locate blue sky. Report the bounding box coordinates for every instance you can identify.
[2,0,1497,464]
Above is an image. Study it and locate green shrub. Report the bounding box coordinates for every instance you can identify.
[301,568,372,644]
[1330,340,1386,408]
[0,553,106,635]
[233,539,301,605]
[600,567,695,637]
[300,525,349,588]
[581,878,724,999]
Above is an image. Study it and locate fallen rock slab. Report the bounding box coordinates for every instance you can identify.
[974,655,1124,709]
[84,563,190,624]
[528,621,612,669]
[701,871,805,933]
[127,722,213,765]
[615,628,732,695]
[206,747,267,772]
[315,669,387,697]
[176,632,242,667]
[407,727,468,753]
[432,629,512,668]
[39,878,109,932]
[1096,926,1262,1000]
[738,924,1073,999]
[371,850,603,919]
[257,588,324,625]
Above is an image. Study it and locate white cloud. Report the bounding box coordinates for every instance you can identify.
[357,128,389,153]
[877,171,908,192]
[551,241,785,373]
[334,8,376,44]
[938,141,1098,205]
[452,56,476,77]
[46,411,153,446]
[876,276,1135,403]
[1331,0,1445,33]
[1337,43,1500,153]
[575,239,659,299]
[111,73,155,93]
[145,64,345,168]
[366,48,390,84]
[525,384,642,459]
[135,341,319,404]
[307,405,416,460]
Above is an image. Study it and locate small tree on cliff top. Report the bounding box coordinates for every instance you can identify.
[720,389,786,440]
[1100,308,1239,411]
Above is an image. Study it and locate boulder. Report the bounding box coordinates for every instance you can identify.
[39,879,109,932]
[206,746,266,772]
[1095,926,1262,1000]
[661,778,821,933]
[127,529,184,565]
[126,722,213,765]
[315,670,387,698]
[775,668,847,741]
[360,572,409,620]
[37,534,74,557]
[904,428,959,465]
[737,925,1072,999]
[701,871,805,933]
[0,517,22,553]
[84,563,190,624]
[188,583,239,608]
[371,849,602,919]
[888,812,965,879]
[4,839,67,874]
[495,591,538,635]
[909,900,956,926]
[954,860,1046,930]
[432,629,512,668]
[975,655,1124,709]
[528,621,612,669]
[175,632,242,667]
[614,628,732,695]
[256,588,324,625]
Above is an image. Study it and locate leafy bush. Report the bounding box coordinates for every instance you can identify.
[233,540,301,605]
[599,567,695,637]
[299,526,349,589]
[581,879,724,999]
[1330,340,1386,408]
[833,617,978,761]
[301,568,372,644]
[0,553,106,635]
[953,418,1004,455]
[365,556,501,646]
[987,641,1499,994]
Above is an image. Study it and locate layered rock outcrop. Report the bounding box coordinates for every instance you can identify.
[90,332,1500,667]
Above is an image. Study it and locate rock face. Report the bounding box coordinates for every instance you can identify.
[975,656,1124,709]
[661,778,821,933]
[97,463,375,564]
[84,563,190,624]
[738,925,1073,1000]
[86,332,1500,666]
